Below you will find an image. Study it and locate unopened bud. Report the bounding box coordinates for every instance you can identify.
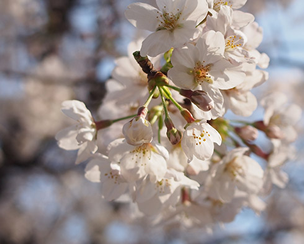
[123,116,153,146]
[265,125,284,139]
[164,117,182,145]
[191,90,214,111]
[180,89,214,111]
[164,117,175,130]
[247,143,269,160]
[181,187,191,206]
[137,106,148,118]
[253,121,283,139]
[167,128,182,145]
[235,125,258,141]
[180,109,195,123]
[252,120,267,131]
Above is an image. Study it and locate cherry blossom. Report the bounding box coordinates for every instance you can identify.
[85,154,129,201]
[181,121,222,162]
[108,138,168,183]
[125,0,208,56]
[261,92,302,142]
[168,30,245,91]
[55,100,98,164]
[136,170,199,215]
[222,69,268,116]
[205,147,264,202]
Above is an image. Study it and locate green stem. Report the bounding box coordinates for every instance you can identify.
[165,84,181,92]
[158,86,169,118]
[112,114,137,123]
[158,115,163,144]
[230,120,253,126]
[161,87,184,111]
[143,86,156,107]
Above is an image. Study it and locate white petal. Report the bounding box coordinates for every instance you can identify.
[85,155,110,183]
[55,125,80,150]
[140,30,173,57]
[125,3,160,31]
[211,61,245,89]
[145,152,167,181]
[171,44,198,69]
[102,180,128,201]
[186,0,208,23]
[61,100,92,122]
[229,91,257,117]
[137,194,162,215]
[168,65,197,89]
[232,11,254,28]
[270,168,288,188]
[75,142,92,164]
[107,139,133,162]
[284,104,302,125]
[136,178,157,203]
[203,123,222,145]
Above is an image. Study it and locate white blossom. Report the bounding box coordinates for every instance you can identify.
[205,147,264,202]
[261,92,302,142]
[85,154,129,201]
[125,0,208,56]
[181,121,222,162]
[108,139,168,183]
[169,30,245,91]
[136,170,199,215]
[222,69,268,116]
[55,100,98,164]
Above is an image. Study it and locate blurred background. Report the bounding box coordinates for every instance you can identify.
[0,0,303,243]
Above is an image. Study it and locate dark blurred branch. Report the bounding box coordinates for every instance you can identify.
[0,69,89,86]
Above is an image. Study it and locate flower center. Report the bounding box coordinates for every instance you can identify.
[224,157,243,178]
[225,35,244,51]
[156,179,171,193]
[269,114,285,127]
[214,1,233,12]
[192,61,213,84]
[157,9,182,32]
[104,170,120,184]
[192,128,211,146]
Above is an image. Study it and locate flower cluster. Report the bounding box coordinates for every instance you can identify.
[55,0,302,228]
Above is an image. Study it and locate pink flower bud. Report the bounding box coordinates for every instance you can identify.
[265,125,284,139]
[180,89,214,112]
[235,125,258,141]
[253,121,284,139]
[181,187,191,205]
[137,106,148,118]
[253,121,267,131]
[190,90,214,111]
[167,128,182,145]
[180,109,195,123]
[164,117,175,130]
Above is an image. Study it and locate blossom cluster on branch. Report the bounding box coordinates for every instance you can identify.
[55,0,302,228]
